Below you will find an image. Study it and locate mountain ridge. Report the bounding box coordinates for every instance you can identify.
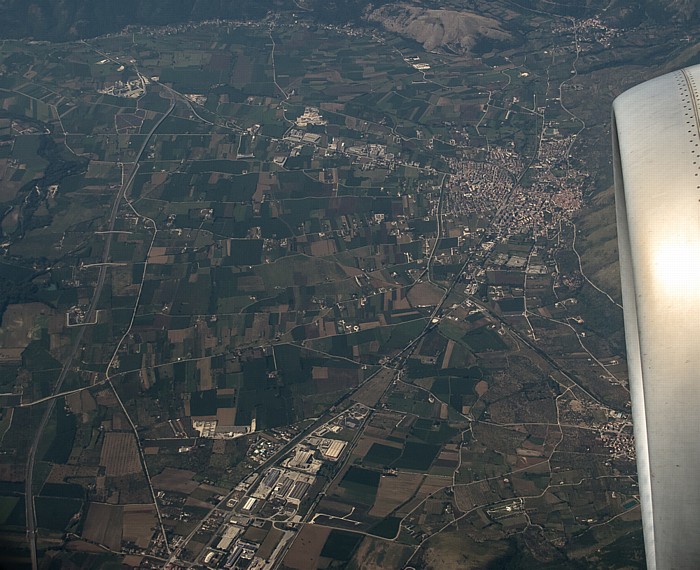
[365,4,513,54]
[0,0,695,41]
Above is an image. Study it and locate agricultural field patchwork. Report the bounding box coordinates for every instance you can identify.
[0,2,682,568]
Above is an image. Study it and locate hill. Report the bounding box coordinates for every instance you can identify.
[365,4,513,53]
[0,0,698,41]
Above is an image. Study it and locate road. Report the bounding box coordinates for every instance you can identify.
[24,92,175,570]
[166,396,378,565]
[174,35,580,569]
[467,296,608,408]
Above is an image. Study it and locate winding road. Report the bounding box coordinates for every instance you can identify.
[24,90,175,570]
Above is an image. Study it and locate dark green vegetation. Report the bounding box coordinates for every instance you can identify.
[368,515,401,539]
[0,0,275,40]
[321,529,364,562]
[339,466,381,505]
[35,497,82,531]
[0,272,39,321]
[364,443,402,466]
[369,440,442,471]
[0,0,406,41]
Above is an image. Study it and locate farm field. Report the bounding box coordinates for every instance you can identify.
[0,1,676,567]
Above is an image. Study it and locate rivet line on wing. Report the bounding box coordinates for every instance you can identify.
[681,69,700,186]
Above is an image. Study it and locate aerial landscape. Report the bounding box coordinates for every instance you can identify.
[0,0,698,568]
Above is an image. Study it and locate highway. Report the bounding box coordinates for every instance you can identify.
[24,92,175,570]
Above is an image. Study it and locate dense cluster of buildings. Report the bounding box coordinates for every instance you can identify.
[195,404,370,568]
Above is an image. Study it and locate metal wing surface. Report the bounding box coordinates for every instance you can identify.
[613,65,700,570]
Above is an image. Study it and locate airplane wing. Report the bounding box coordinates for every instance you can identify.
[614,64,700,570]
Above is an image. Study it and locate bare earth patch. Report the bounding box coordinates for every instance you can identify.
[282,525,330,570]
[370,471,424,518]
[82,502,123,550]
[100,433,141,477]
